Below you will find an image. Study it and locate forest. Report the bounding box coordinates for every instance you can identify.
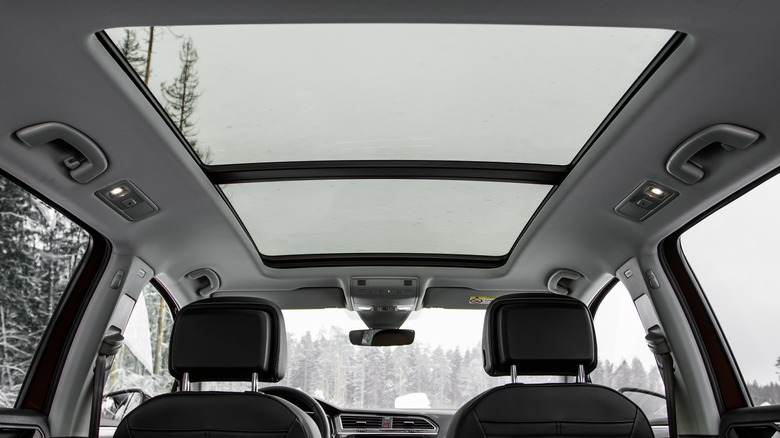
[106,288,780,411]
[0,176,89,406]
[101,281,780,411]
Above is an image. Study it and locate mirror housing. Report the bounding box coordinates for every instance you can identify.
[349,329,415,346]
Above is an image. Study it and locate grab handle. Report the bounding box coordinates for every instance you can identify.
[17,122,108,184]
[666,124,759,184]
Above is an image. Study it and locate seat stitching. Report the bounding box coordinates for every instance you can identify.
[629,409,638,438]
[472,409,489,438]
[128,427,289,433]
[479,420,635,425]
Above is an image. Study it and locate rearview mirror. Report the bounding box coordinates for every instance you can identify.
[349,329,415,346]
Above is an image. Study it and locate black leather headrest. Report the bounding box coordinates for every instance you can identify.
[483,293,597,376]
[169,297,287,382]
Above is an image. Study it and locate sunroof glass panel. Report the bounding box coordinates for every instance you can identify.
[107,25,673,165]
[222,180,551,256]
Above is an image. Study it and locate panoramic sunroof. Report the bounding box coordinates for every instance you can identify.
[222,180,551,256]
[106,24,673,166]
[105,24,674,260]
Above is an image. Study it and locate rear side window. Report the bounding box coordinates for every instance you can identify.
[0,175,90,407]
[102,283,174,424]
[681,174,780,406]
[591,282,666,423]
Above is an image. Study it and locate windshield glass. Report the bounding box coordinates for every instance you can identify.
[273,308,513,409]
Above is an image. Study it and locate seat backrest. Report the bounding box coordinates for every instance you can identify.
[114,296,320,438]
[446,293,653,438]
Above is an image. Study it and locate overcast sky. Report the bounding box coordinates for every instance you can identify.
[108,24,670,165]
[681,175,780,386]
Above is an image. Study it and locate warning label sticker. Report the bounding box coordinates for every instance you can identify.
[468,296,496,305]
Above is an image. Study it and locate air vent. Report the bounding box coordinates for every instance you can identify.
[392,416,436,430]
[340,415,383,429]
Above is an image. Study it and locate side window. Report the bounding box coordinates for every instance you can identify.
[591,282,666,423]
[681,174,780,406]
[0,175,90,407]
[101,283,174,424]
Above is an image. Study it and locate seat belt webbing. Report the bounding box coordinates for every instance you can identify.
[646,329,677,438]
[89,333,124,438]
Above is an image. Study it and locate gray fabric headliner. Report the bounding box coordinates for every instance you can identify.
[1,1,779,308]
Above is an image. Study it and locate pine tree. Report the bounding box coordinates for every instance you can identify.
[117,29,146,78]
[143,27,155,85]
[160,37,212,163]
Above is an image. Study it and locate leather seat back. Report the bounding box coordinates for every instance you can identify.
[447,293,653,438]
[114,297,320,438]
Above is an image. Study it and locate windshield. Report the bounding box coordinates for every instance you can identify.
[205,308,551,409]
[109,296,655,411]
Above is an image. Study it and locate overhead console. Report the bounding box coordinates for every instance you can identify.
[350,277,420,329]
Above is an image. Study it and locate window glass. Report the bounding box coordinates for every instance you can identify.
[0,175,90,407]
[222,180,551,256]
[106,24,673,165]
[592,282,666,422]
[102,284,174,424]
[681,174,780,406]
[204,308,557,409]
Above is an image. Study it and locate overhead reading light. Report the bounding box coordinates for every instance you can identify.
[107,185,129,199]
[615,180,678,222]
[96,180,158,221]
[645,185,668,199]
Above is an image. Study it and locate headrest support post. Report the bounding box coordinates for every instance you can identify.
[577,364,586,383]
[510,364,517,384]
[181,372,191,392]
[251,372,259,392]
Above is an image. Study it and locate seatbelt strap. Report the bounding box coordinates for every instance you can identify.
[646,328,677,438]
[89,333,124,438]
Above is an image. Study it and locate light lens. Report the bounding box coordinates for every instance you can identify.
[107,186,129,199]
[645,185,667,199]
[650,187,665,196]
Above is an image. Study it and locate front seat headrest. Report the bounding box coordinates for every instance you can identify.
[482,293,597,376]
[169,296,287,382]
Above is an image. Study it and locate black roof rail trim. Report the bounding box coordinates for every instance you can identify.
[208,160,567,184]
[262,253,508,269]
